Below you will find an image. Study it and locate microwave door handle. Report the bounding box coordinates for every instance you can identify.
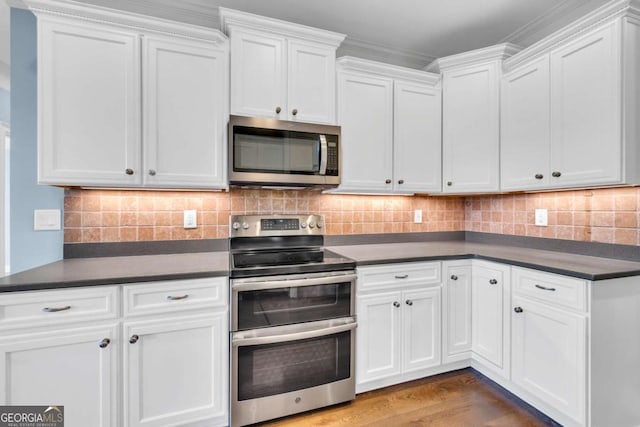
[232,320,357,347]
[233,273,357,293]
[319,135,328,175]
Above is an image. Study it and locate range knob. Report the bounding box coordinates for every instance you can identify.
[232,222,240,230]
[300,222,307,228]
[317,221,323,229]
[309,222,315,229]
[242,222,249,230]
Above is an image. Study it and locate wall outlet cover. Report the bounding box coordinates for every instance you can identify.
[414,209,423,224]
[34,209,61,231]
[183,210,197,229]
[534,208,548,226]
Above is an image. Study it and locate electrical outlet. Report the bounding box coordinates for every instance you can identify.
[183,210,197,229]
[534,208,548,226]
[414,209,423,223]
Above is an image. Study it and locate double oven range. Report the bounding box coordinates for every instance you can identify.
[229,214,357,427]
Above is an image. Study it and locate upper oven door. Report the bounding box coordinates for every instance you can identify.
[231,271,356,331]
[228,115,340,187]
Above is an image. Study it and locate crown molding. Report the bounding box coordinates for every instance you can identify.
[504,0,640,70]
[337,56,440,86]
[19,0,227,43]
[219,7,345,48]
[425,43,522,73]
[338,37,436,70]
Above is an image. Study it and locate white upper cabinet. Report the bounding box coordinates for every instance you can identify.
[502,2,640,191]
[220,8,345,124]
[33,1,229,189]
[431,44,521,194]
[38,17,141,187]
[142,35,228,188]
[336,57,442,194]
[501,56,551,191]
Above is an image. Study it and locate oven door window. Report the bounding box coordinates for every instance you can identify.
[237,282,352,330]
[237,331,351,401]
[233,128,320,175]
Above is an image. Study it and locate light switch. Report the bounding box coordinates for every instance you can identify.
[534,208,548,226]
[184,210,197,229]
[34,209,61,231]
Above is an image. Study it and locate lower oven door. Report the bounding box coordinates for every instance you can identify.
[231,317,356,427]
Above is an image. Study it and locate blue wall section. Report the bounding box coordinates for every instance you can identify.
[0,88,8,124]
[10,8,63,273]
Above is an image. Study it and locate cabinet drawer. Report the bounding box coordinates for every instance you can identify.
[0,286,119,330]
[123,277,227,317]
[357,262,441,293]
[512,267,587,311]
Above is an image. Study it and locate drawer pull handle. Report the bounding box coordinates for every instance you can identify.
[535,284,556,292]
[450,275,458,281]
[489,279,498,285]
[405,300,413,306]
[514,307,523,313]
[129,335,140,344]
[395,274,409,279]
[42,305,71,313]
[99,338,111,349]
[393,301,401,308]
[167,294,189,301]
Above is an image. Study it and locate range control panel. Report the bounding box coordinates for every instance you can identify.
[230,214,324,237]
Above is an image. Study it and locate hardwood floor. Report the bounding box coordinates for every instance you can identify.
[262,369,560,427]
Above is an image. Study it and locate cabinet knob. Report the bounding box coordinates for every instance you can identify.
[552,171,562,178]
[514,307,523,313]
[393,301,401,308]
[275,106,282,114]
[447,181,452,186]
[385,179,392,184]
[450,275,458,281]
[292,108,298,116]
[129,334,140,344]
[534,174,544,179]
[398,179,404,184]
[148,169,156,176]
[489,279,498,285]
[405,300,413,306]
[125,168,134,175]
[99,338,111,349]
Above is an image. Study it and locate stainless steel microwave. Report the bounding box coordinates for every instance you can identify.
[228,115,341,188]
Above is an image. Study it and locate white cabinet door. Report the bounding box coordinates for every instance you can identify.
[442,62,500,193]
[38,17,141,186]
[287,40,336,124]
[356,292,402,384]
[142,35,227,189]
[393,81,442,193]
[402,288,441,373]
[501,56,551,191]
[229,29,287,119]
[472,262,510,377]
[337,72,394,192]
[442,262,472,363]
[0,325,118,427]
[550,21,622,187]
[512,297,586,425]
[124,313,227,427]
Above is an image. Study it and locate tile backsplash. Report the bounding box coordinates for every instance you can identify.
[64,187,640,246]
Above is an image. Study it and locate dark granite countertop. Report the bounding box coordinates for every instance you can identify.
[0,252,229,292]
[1,239,640,293]
[328,242,640,281]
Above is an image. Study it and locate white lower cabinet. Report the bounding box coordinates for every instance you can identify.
[356,262,442,392]
[0,324,119,427]
[471,261,510,378]
[442,261,472,363]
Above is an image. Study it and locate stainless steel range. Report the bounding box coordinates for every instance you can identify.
[229,214,356,427]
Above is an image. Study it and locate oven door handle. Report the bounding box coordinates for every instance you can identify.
[232,273,357,292]
[232,320,357,347]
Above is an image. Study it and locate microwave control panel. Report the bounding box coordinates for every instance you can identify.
[326,136,339,176]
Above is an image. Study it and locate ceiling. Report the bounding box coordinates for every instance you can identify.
[1,0,610,77]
